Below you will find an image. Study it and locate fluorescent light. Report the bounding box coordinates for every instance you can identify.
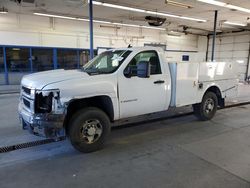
[236,60,244,64]
[197,0,226,7]
[226,4,250,13]
[33,12,166,31]
[91,1,206,22]
[197,0,250,14]
[92,1,103,5]
[180,16,206,22]
[165,0,193,9]
[224,21,247,27]
[92,1,145,12]
[34,12,79,20]
[0,7,8,14]
[102,3,146,13]
[168,31,182,36]
[141,26,166,30]
[93,20,112,24]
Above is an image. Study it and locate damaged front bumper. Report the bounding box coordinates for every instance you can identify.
[19,103,66,139]
[18,88,66,139]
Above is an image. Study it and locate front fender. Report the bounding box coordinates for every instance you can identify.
[43,75,120,120]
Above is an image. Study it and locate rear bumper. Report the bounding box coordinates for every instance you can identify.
[18,102,65,139]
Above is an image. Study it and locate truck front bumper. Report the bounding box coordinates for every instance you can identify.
[18,102,66,139]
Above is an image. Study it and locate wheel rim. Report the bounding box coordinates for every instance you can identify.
[204,98,215,114]
[80,119,103,144]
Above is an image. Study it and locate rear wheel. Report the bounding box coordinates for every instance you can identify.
[193,92,218,121]
[69,107,111,153]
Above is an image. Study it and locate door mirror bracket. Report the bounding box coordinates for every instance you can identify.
[124,67,132,78]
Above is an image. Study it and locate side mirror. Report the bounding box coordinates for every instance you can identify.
[137,61,150,78]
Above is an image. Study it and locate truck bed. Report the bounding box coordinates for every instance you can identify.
[169,62,238,107]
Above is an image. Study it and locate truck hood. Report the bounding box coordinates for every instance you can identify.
[21,69,89,90]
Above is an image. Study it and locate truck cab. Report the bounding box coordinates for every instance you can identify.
[19,47,238,153]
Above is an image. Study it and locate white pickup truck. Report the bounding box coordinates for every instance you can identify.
[19,47,238,152]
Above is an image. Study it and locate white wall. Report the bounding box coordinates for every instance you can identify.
[1,13,249,82]
[0,13,206,62]
[207,32,250,81]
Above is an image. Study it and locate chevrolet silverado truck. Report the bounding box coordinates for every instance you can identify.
[19,47,238,153]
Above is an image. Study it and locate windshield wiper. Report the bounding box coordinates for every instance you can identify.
[83,68,108,75]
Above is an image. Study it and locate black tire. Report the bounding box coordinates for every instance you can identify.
[193,91,218,121]
[69,107,111,153]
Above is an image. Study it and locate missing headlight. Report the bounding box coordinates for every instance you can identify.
[35,92,53,113]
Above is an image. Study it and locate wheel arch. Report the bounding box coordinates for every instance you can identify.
[63,95,114,134]
[204,85,224,107]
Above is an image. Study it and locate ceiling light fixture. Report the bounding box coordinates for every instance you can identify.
[0,7,8,14]
[100,2,146,13]
[34,12,82,20]
[33,12,166,31]
[224,21,247,27]
[197,0,226,7]
[197,0,250,14]
[165,0,193,9]
[168,31,182,37]
[91,1,206,22]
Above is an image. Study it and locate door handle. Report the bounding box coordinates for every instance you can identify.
[154,80,165,84]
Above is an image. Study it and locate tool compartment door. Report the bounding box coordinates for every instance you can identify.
[170,62,199,107]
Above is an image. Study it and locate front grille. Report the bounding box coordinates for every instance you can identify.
[21,85,35,113]
[22,86,31,95]
[23,98,30,108]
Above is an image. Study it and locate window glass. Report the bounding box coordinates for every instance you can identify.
[32,48,53,72]
[6,48,30,85]
[83,50,131,75]
[57,49,78,69]
[125,51,161,76]
[0,48,4,85]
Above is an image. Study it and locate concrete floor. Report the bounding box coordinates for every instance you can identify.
[0,84,250,188]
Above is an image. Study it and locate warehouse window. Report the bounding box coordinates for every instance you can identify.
[0,48,4,85]
[182,55,189,61]
[32,48,53,72]
[0,46,99,85]
[6,48,30,85]
[79,50,90,67]
[57,49,78,69]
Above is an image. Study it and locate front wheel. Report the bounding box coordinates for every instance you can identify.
[69,107,111,153]
[193,92,218,121]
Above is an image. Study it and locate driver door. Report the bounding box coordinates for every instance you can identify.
[118,50,168,119]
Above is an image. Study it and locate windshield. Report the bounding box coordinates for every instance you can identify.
[82,50,132,75]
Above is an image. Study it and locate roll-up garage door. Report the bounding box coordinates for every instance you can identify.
[208,33,250,81]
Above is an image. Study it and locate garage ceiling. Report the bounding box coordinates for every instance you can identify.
[1,0,250,34]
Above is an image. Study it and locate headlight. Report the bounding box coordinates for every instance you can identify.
[35,89,60,113]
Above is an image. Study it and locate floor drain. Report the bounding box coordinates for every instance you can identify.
[0,137,65,153]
